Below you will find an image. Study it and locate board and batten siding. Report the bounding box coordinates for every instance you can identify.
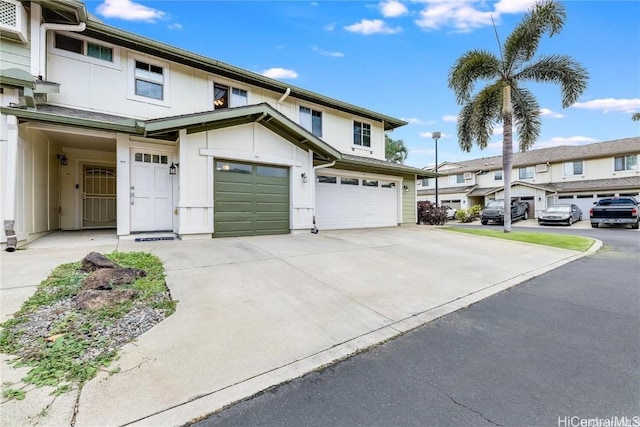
[402,176,416,224]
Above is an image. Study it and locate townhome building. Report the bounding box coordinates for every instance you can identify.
[0,0,432,250]
[417,137,640,217]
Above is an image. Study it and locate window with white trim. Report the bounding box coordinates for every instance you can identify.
[353,121,371,147]
[299,106,322,137]
[449,174,465,184]
[134,60,164,100]
[564,160,584,176]
[420,178,432,187]
[518,166,534,180]
[614,154,638,171]
[494,170,503,181]
[54,33,114,62]
[213,83,248,109]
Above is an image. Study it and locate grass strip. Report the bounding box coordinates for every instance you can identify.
[443,227,594,252]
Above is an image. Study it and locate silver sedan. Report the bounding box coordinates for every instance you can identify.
[538,204,582,226]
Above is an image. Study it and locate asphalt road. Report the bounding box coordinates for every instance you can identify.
[191,226,640,427]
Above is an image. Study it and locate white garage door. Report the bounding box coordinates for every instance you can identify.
[558,195,596,218]
[315,173,399,230]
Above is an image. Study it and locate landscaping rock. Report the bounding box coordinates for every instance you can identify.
[76,289,139,310]
[82,267,146,290]
[81,252,118,272]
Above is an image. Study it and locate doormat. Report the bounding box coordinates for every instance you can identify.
[134,237,175,242]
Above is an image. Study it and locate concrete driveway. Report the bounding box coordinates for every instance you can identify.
[0,226,597,426]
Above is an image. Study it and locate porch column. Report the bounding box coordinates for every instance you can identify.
[116,133,130,236]
[2,114,19,251]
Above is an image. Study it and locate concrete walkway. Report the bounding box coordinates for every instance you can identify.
[0,226,598,426]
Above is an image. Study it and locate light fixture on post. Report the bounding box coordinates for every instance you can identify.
[432,132,441,206]
[57,154,68,166]
[169,162,179,176]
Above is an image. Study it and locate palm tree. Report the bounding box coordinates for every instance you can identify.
[448,0,588,232]
[385,135,409,164]
[632,113,640,121]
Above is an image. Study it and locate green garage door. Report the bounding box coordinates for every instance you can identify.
[214,160,290,237]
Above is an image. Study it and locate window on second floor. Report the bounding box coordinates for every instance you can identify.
[213,83,248,109]
[564,160,584,176]
[299,106,322,137]
[614,154,638,171]
[519,166,534,180]
[449,174,465,184]
[134,61,164,100]
[420,178,432,187]
[353,121,371,147]
[54,33,113,62]
[494,170,503,181]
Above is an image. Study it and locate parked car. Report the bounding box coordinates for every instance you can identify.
[538,204,582,226]
[589,197,639,229]
[480,199,529,225]
[442,205,457,220]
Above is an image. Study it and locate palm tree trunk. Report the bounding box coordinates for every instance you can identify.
[502,85,513,233]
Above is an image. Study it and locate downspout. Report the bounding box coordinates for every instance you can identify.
[3,115,19,251]
[310,160,337,234]
[276,88,291,111]
[39,22,86,80]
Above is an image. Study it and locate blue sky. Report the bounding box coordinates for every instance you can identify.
[90,0,640,168]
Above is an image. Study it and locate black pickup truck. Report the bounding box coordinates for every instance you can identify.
[589,197,639,229]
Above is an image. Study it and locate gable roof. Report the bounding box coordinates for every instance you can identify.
[425,137,640,174]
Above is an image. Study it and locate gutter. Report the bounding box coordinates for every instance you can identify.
[39,22,86,79]
[276,88,291,111]
[309,161,337,234]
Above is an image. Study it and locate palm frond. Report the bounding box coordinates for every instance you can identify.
[633,113,640,122]
[457,104,475,153]
[448,50,501,104]
[503,0,566,70]
[514,55,588,107]
[471,83,503,149]
[511,87,541,151]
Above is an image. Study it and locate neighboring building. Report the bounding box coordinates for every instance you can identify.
[417,138,640,217]
[0,0,432,249]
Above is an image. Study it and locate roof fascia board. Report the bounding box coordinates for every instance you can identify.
[0,106,143,133]
[336,158,436,177]
[82,21,406,130]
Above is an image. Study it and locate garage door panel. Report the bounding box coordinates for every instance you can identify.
[315,176,399,230]
[214,161,290,237]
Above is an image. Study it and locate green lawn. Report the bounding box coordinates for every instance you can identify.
[444,227,594,252]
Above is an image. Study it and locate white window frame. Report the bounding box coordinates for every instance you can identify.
[298,104,323,137]
[420,178,432,187]
[494,170,503,181]
[50,31,121,70]
[518,166,535,180]
[613,154,638,172]
[209,78,249,110]
[127,56,170,106]
[564,160,584,176]
[449,174,465,185]
[353,120,372,148]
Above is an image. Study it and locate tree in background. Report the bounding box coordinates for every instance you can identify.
[385,135,409,164]
[632,113,640,121]
[448,0,588,232]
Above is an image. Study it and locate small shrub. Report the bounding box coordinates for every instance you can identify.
[455,209,475,223]
[470,204,484,217]
[417,201,448,225]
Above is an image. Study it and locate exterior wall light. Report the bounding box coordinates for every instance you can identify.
[169,162,179,175]
[301,172,308,183]
[57,154,68,166]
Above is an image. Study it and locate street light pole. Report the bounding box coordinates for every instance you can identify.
[432,132,441,207]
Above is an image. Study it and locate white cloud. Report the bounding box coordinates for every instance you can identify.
[442,115,458,122]
[540,108,565,118]
[380,0,408,18]
[96,0,166,22]
[310,2,319,6]
[410,148,436,155]
[415,2,493,32]
[168,23,182,31]
[324,22,336,31]
[572,98,640,113]
[261,68,299,79]
[311,46,345,58]
[414,0,537,32]
[344,19,401,35]
[401,117,433,125]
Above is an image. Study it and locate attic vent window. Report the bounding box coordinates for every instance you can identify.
[54,33,114,62]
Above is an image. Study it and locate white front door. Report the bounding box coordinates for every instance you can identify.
[130,151,173,232]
